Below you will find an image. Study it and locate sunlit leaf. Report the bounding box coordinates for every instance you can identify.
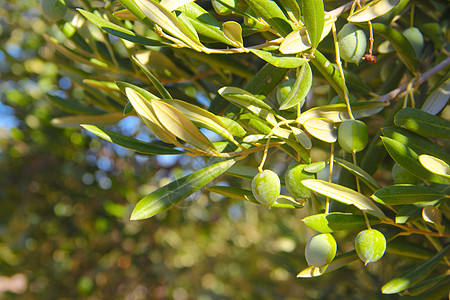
[160,0,195,12]
[395,107,450,139]
[419,155,450,178]
[334,157,381,191]
[130,159,236,220]
[421,77,450,115]
[302,0,324,48]
[279,62,312,110]
[223,21,244,46]
[348,0,400,22]
[301,179,387,219]
[302,212,380,233]
[113,9,138,20]
[244,0,294,37]
[51,113,123,128]
[132,55,173,100]
[372,185,445,205]
[303,118,337,143]
[249,49,308,69]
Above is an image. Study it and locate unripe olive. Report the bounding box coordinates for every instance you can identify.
[338,23,367,64]
[212,0,238,16]
[403,27,424,57]
[392,163,419,185]
[40,0,67,22]
[330,94,357,105]
[284,162,314,199]
[251,169,280,206]
[338,119,368,153]
[305,233,337,267]
[355,229,386,265]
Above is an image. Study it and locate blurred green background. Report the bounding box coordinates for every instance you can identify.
[0,1,401,299]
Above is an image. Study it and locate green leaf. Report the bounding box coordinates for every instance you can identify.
[135,0,205,51]
[381,127,450,164]
[77,9,171,47]
[419,155,450,178]
[118,0,156,28]
[386,238,440,261]
[304,161,326,173]
[395,202,439,224]
[403,274,450,298]
[244,0,294,37]
[394,107,450,139]
[381,137,450,184]
[130,159,236,220]
[160,0,195,12]
[302,212,380,233]
[244,63,287,99]
[222,21,244,46]
[206,186,304,208]
[81,124,184,155]
[226,164,259,181]
[421,77,450,115]
[217,116,247,137]
[301,179,387,219]
[381,245,450,294]
[249,49,308,69]
[297,101,388,124]
[297,250,358,278]
[348,0,400,22]
[303,118,337,143]
[368,22,417,74]
[132,56,173,100]
[279,0,301,21]
[334,157,381,191]
[218,87,277,125]
[279,62,312,110]
[46,94,105,115]
[302,0,324,49]
[51,113,124,128]
[372,185,445,205]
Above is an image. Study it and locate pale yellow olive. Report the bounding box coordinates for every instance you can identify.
[40,0,66,22]
[284,162,314,199]
[305,233,337,267]
[403,27,424,57]
[212,0,238,15]
[338,23,367,64]
[251,169,280,206]
[355,229,386,265]
[338,119,368,153]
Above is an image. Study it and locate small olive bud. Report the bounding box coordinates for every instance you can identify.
[251,169,280,206]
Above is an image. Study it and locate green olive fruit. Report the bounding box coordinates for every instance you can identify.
[284,162,315,199]
[403,27,424,57]
[40,0,67,22]
[355,229,386,265]
[338,23,367,64]
[338,119,368,153]
[212,0,238,16]
[330,94,357,105]
[305,233,337,267]
[251,169,280,206]
[392,163,419,185]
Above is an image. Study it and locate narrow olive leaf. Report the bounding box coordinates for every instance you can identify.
[117,0,156,28]
[309,50,347,100]
[348,0,400,22]
[395,202,439,224]
[403,274,450,297]
[303,118,337,143]
[131,159,236,220]
[279,62,312,110]
[372,185,445,205]
[284,138,312,163]
[334,157,381,191]
[291,126,312,149]
[132,56,173,100]
[279,0,301,21]
[297,250,358,278]
[51,113,124,128]
[381,137,450,184]
[297,101,388,124]
[302,0,324,48]
[301,179,387,219]
[280,19,334,54]
[217,117,247,137]
[249,49,308,69]
[421,77,450,115]
[343,68,373,95]
[381,245,450,294]
[395,107,450,139]
[419,155,450,178]
[304,161,326,173]
[164,99,238,144]
[222,21,244,47]
[243,134,267,143]
[244,63,287,99]
[113,9,138,20]
[386,239,440,261]
[238,113,272,135]
[160,0,195,12]
[77,9,171,47]
[123,102,134,115]
[83,80,121,92]
[302,212,380,233]
[244,0,294,37]
[226,165,259,181]
[218,87,277,125]
[125,87,178,144]
[46,94,105,115]
[177,4,233,45]
[117,81,160,101]
[135,0,204,51]
[151,100,218,154]
[369,23,417,74]
[206,186,303,208]
[81,124,184,155]
[176,11,200,43]
[381,127,450,163]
